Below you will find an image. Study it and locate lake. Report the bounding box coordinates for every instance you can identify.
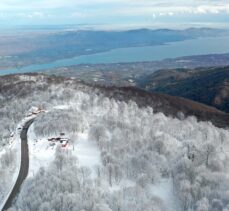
[1,35,229,75]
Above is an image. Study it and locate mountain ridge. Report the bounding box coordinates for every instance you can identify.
[139,66,229,113]
[1,73,229,128]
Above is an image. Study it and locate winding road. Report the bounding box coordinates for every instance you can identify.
[2,119,34,210]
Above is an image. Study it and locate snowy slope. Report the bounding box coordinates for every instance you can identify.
[0,114,36,209]
[27,110,101,178]
[72,132,101,170]
[149,178,178,211]
[27,123,56,178]
[1,74,229,211]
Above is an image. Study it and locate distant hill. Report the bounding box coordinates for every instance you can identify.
[139,66,229,113]
[0,27,228,70]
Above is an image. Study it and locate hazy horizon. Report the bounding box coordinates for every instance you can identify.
[0,24,229,32]
[0,0,229,29]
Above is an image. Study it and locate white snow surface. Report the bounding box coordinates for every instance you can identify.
[27,123,56,177]
[27,126,101,178]
[149,178,179,211]
[53,105,70,110]
[25,105,177,210]
[72,132,101,169]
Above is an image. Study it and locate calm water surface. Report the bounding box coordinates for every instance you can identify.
[1,36,229,75]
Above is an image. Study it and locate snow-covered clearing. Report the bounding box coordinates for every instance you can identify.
[27,123,56,177]
[27,122,101,178]
[149,178,178,211]
[72,132,101,170]
[53,105,70,110]
[108,179,135,192]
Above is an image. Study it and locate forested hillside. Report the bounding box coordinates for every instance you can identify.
[0,74,229,211]
[139,66,229,113]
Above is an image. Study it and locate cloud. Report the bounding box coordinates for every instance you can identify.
[0,0,228,27]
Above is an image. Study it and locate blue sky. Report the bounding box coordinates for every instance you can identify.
[0,0,229,29]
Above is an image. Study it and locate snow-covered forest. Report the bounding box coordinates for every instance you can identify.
[1,74,229,211]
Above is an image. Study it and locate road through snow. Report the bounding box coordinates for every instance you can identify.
[1,119,34,210]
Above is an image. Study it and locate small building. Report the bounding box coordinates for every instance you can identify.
[48,137,69,147]
[61,140,68,148]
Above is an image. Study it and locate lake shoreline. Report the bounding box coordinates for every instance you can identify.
[1,36,229,76]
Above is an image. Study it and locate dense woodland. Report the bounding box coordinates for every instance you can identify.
[0,74,229,211]
[140,66,229,113]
